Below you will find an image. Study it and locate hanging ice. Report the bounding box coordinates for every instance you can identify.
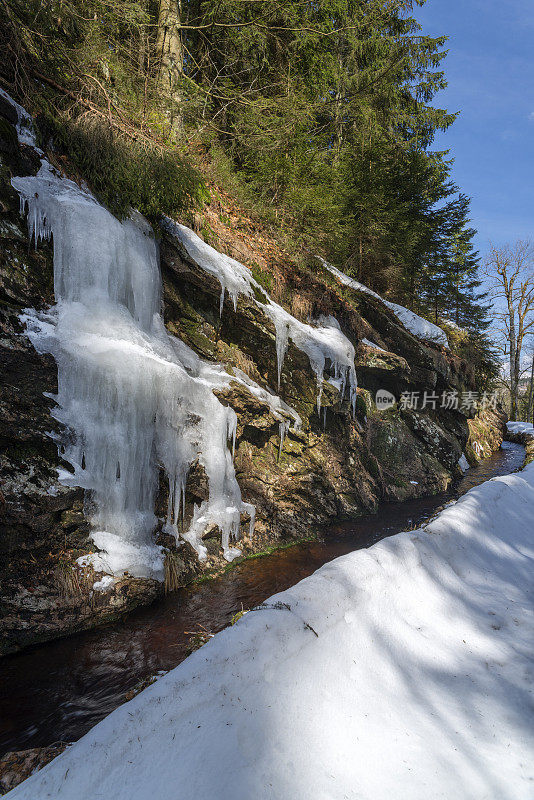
[8,97,254,577]
[166,223,358,414]
[226,367,301,430]
[0,87,41,150]
[278,420,289,460]
[262,307,358,416]
[161,218,255,314]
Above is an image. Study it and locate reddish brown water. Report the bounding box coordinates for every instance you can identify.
[0,442,524,755]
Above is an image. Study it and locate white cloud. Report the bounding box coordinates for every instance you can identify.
[528,111,534,121]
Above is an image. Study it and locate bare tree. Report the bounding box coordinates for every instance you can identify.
[484,240,534,420]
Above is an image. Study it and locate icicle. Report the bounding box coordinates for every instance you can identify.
[228,367,301,431]
[267,313,290,390]
[164,221,359,416]
[316,379,323,414]
[350,384,357,419]
[245,503,256,537]
[278,419,289,460]
[322,406,327,429]
[227,408,237,458]
[219,285,225,317]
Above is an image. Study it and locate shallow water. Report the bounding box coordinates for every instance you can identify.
[0,441,525,755]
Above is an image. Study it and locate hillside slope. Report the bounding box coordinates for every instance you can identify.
[0,92,482,654]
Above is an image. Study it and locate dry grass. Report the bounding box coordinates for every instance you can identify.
[268,274,288,304]
[164,550,184,594]
[54,560,94,600]
[217,343,257,379]
[184,623,214,654]
[290,293,313,321]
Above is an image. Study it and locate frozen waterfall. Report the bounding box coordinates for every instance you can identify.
[11,128,253,578]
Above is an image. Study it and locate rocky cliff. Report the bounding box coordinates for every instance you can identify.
[0,96,481,654]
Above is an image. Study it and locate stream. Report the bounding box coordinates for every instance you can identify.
[0,441,525,756]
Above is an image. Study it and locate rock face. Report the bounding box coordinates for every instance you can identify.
[0,99,479,654]
[465,407,507,464]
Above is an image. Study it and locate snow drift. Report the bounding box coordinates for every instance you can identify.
[9,463,534,799]
[322,259,449,347]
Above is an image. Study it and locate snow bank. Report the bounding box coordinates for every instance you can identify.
[166,223,358,412]
[10,464,534,800]
[507,421,534,437]
[322,259,449,347]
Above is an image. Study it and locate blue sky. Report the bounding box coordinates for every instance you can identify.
[414,0,534,256]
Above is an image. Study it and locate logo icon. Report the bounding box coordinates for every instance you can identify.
[375,389,396,411]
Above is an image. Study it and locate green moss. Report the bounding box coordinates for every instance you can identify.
[252,283,269,304]
[250,261,274,296]
[356,389,377,418]
[40,112,209,220]
[364,454,381,480]
[192,535,317,584]
[178,318,216,356]
[199,222,217,246]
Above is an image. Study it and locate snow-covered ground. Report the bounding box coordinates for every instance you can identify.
[507,421,534,437]
[9,463,534,800]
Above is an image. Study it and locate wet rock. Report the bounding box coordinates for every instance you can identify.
[0,744,68,794]
[0,576,162,656]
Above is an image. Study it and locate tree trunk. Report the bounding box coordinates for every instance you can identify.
[528,353,534,424]
[509,302,518,420]
[514,345,521,419]
[156,0,183,132]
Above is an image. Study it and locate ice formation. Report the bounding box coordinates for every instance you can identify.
[8,95,255,576]
[227,367,301,430]
[458,453,470,473]
[92,576,115,592]
[278,420,289,459]
[168,223,358,414]
[263,306,358,414]
[0,87,41,150]
[161,218,255,314]
[321,259,449,347]
[361,337,386,353]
